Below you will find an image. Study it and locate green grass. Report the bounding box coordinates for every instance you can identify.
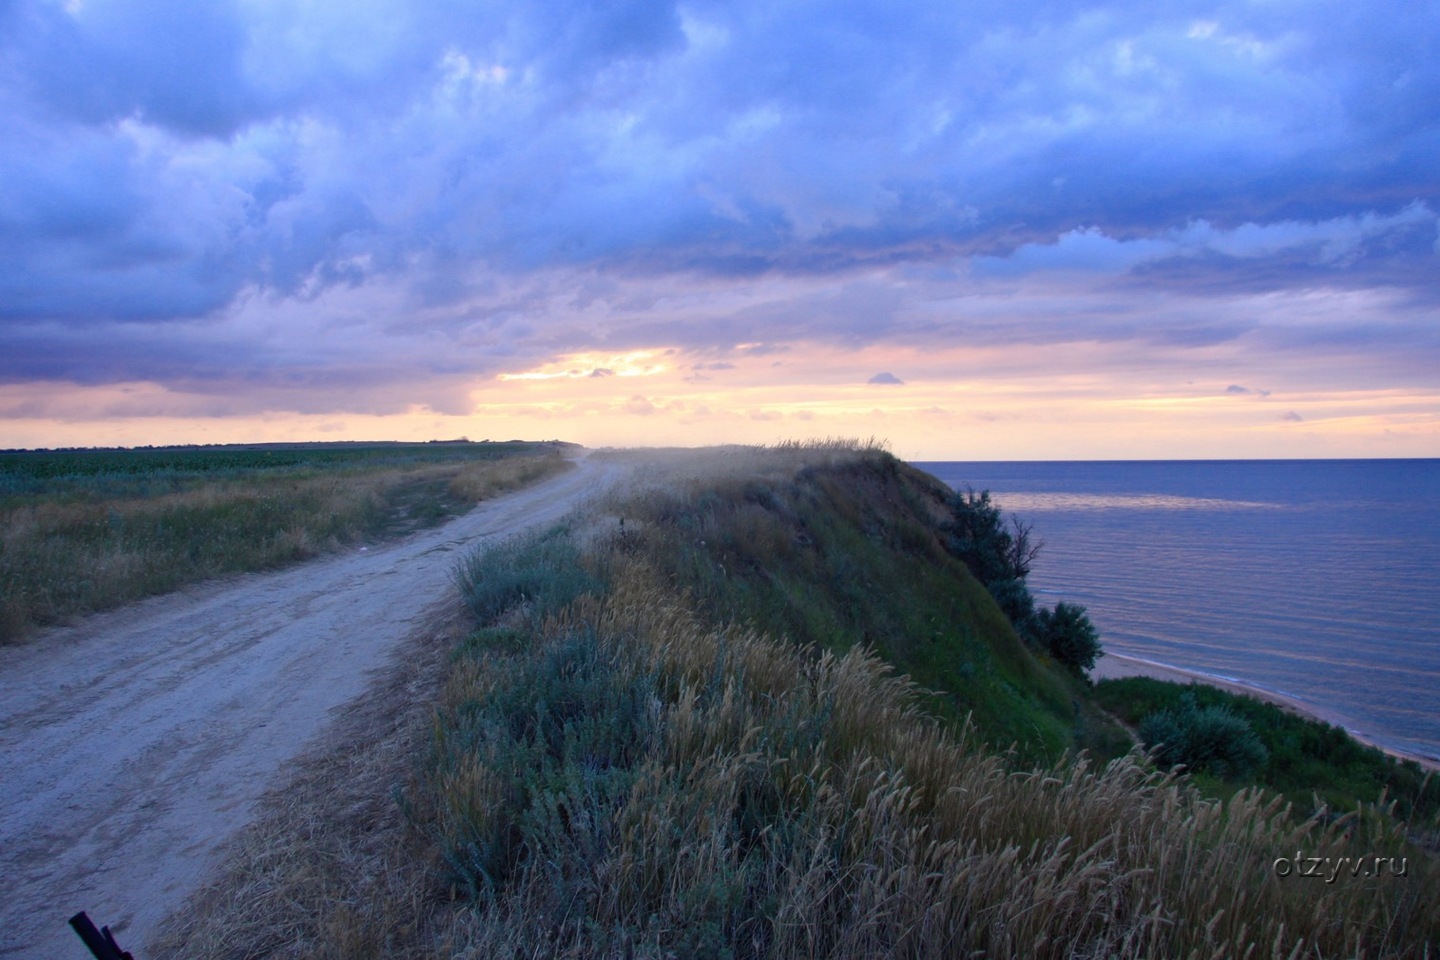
[0,439,566,501]
[606,446,1109,764]
[0,441,574,642]
[1095,676,1440,826]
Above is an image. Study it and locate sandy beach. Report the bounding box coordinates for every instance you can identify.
[1091,653,1440,775]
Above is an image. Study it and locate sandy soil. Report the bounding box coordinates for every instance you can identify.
[1091,653,1440,773]
[0,455,626,959]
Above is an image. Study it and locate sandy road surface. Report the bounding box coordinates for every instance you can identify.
[0,455,625,958]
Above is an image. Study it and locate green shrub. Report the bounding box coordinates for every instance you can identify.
[1096,676,1440,822]
[944,488,1039,586]
[1138,693,1269,779]
[428,627,661,900]
[943,487,1081,667]
[452,525,601,625]
[1032,601,1102,674]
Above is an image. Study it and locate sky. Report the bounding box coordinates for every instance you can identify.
[1,0,1437,459]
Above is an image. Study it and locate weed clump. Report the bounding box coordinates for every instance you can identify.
[1138,691,1270,779]
[452,524,601,625]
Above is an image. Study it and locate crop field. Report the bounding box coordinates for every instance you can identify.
[0,440,566,494]
[0,440,576,643]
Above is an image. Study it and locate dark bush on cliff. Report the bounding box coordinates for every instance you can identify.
[944,488,1040,586]
[944,487,1044,631]
[1138,692,1269,779]
[944,488,1102,675]
[1033,601,1102,674]
[986,576,1037,626]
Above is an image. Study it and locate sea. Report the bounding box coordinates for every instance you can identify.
[912,460,1440,766]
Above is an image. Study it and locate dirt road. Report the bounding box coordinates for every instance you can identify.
[0,455,624,958]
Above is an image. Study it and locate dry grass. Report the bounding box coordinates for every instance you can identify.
[416,557,1438,958]
[592,437,887,502]
[0,453,572,644]
[446,452,572,502]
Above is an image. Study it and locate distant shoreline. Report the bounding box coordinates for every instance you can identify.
[1091,652,1440,775]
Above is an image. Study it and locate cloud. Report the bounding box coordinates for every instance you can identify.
[5,0,1437,316]
[623,395,656,416]
[1282,411,1304,422]
[11,1,265,137]
[0,0,1436,434]
[974,204,1439,294]
[869,372,904,385]
[1226,384,1250,394]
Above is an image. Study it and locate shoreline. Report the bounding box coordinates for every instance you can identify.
[1090,652,1440,775]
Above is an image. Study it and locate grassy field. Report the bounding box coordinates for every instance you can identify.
[0,440,574,643]
[158,440,1439,959]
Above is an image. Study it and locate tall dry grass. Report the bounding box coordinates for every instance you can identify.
[446,453,572,502]
[0,453,571,643]
[416,548,1438,958]
[592,437,888,502]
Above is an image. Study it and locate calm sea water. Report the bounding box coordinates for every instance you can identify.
[913,460,1440,765]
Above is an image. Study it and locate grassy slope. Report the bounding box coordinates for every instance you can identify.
[0,441,572,642]
[423,444,1438,958]
[607,449,1107,764]
[1095,676,1440,827]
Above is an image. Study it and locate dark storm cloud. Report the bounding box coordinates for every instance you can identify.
[11,0,262,136]
[0,0,1436,399]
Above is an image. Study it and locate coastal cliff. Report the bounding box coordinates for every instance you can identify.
[161,442,1440,959]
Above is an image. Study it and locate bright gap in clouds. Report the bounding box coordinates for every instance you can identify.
[496,351,670,382]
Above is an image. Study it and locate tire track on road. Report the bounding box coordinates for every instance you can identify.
[0,455,625,958]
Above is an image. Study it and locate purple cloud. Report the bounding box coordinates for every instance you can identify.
[0,0,1435,425]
